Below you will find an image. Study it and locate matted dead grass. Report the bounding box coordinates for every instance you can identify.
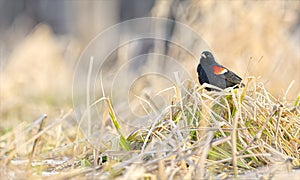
[0,78,299,179]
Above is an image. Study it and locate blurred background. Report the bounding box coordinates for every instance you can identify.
[0,0,299,131]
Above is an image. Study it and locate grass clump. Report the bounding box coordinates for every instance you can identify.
[0,79,299,179]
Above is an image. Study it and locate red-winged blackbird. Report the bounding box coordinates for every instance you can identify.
[197,51,244,91]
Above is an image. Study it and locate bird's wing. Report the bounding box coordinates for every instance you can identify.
[213,65,242,84]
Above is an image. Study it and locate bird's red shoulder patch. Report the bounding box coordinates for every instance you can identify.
[213,65,228,75]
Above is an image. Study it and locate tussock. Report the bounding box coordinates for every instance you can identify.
[1,79,299,179]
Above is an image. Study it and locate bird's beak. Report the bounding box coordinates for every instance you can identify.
[201,53,206,58]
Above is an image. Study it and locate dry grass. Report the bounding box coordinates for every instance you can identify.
[0,78,299,179]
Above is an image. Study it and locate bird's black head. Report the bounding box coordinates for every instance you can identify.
[200,51,216,65]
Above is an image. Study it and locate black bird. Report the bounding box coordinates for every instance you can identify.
[197,51,244,91]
